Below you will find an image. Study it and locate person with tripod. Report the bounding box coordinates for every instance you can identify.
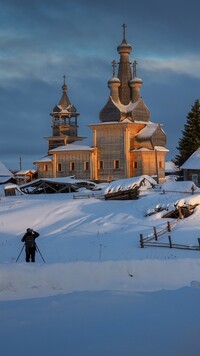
[21,228,40,263]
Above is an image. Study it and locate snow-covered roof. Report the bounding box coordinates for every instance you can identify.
[104,175,157,194]
[161,181,197,193]
[175,194,200,208]
[0,161,13,177]
[20,176,97,188]
[165,161,179,173]
[154,146,169,152]
[136,124,158,140]
[33,155,53,164]
[15,169,36,175]
[132,147,168,153]
[130,76,142,83]
[131,148,151,152]
[110,96,139,113]
[51,105,75,115]
[89,120,154,127]
[110,96,150,115]
[181,148,200,170]
[49,144,93,153]
[0,176,13,184]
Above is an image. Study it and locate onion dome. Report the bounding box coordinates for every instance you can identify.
[130,76,142,84]
[117,24,132,54]
[108,76,120,85]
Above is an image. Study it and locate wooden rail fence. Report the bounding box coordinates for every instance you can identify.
[139,220,200,251]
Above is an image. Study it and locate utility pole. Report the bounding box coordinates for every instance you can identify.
[19,157,22,171]
[154,147,159,184]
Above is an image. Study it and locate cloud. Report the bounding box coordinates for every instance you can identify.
[0,0,200,169]
[140,54,200,80]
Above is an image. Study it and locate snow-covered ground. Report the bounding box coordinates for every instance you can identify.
[1,180,200,356]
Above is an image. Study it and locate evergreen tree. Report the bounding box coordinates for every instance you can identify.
[174,99,200,167]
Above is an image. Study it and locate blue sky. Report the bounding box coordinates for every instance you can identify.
[0,0,200,170]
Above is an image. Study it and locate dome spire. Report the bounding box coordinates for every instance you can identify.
[122,23,127,42]
[108,60,120,103]
[112,60,117,77]
[117,24,132,104]
[132,60,137,77]
[129,61,143,103]
[62,74,67,93]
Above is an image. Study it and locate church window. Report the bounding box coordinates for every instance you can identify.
[84,161,89,171]
[43,164,48,171]
[114,160,120,169]
[159,161,162,168]
[134,162,137,168]
[98,160,104,170]
[57,163,62,172]
[70,162,75,171]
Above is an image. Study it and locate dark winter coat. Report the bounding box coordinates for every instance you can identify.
[21,230,39,248]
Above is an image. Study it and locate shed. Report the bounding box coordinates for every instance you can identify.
[0,161,15,184]
[181,148,200,187]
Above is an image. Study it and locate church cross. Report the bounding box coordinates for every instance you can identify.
[133,60,138,77]
[112,60,117,77]
[122,23,127,40]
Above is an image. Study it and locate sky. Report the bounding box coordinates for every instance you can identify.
[0,0,200,171]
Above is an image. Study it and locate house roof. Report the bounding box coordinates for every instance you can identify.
[181,148,200,170]
[165,161,179,173]
[15,170,36,175]
[0,161,13,177]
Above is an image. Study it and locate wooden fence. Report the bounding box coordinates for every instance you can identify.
[139,220,200,251]
[140,235,200,251]
[73,193,104,199]
[140,220,177,242]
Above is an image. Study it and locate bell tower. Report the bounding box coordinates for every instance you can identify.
[46,76,84,151]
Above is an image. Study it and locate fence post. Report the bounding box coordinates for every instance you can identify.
[167,221,171,232]
[153,227,158,241]
[168,235,172,248]
[198,238,200,250]
[140,234,144,248]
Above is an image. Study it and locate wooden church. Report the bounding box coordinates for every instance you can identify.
[34,25,168,183]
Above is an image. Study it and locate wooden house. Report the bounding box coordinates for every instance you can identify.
[181,148,200,187]
[14,169,37,185]
[0,161,15,184]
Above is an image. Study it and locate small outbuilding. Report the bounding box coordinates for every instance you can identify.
[181,148,200,187]
[14,169,37,185]
[0,161,15,184]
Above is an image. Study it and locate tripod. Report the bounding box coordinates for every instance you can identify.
[35,243,45,263]
[16,243,25,262]
[16,243,45,263]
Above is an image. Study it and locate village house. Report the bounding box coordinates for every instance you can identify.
[34,25,168,182]
[14,169,37,185]
[0,161,15,185]
[181,148,200,187]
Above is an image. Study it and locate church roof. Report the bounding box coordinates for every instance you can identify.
[99,24,150,123]
[33,155,53,164]
[136,124,165,140]
[52,76,79,116]
[136,124,158,139]
[49,143,93,153]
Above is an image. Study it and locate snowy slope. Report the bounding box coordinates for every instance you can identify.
[1,185,200,301]
[1,183,200,356]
